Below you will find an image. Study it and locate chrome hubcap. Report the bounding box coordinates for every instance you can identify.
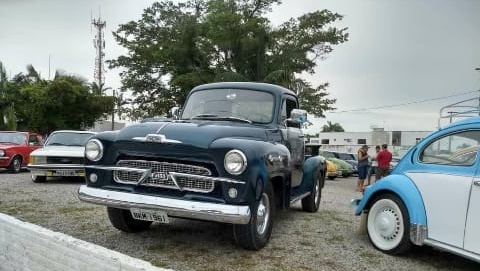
[314,178,320,206]
[256,193,270,235]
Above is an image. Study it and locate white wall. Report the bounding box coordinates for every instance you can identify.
[0,213,171,271]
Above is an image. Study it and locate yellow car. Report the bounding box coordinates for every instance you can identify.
[326,160,339,180]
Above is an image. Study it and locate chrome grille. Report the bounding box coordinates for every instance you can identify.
[113,160,214,193]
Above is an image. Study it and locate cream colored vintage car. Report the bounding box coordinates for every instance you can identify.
[28,130,96,182]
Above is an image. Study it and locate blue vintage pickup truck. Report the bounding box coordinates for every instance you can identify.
[78,82,326,250]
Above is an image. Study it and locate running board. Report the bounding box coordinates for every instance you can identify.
[290,192,311,204]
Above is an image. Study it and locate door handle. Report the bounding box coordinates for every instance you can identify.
[474,181,480,186]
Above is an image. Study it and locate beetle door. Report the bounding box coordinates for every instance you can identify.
[407,130,480,248]
[463,175,480,254]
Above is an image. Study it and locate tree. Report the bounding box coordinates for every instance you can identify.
[0,62,18,130]
[3,64,115,134]
[109,0,348,120]
[322,121,344,132]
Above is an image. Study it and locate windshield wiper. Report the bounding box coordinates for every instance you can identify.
[190,114,219,119]
[0,141,15,144]
[190,114,252,124]
[48,142,66,146]
[218,116,252,124]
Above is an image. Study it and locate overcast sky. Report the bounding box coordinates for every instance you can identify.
[1,0,479,132]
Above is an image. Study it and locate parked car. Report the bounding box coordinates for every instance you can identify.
[28,130,96,182]
[331,151,358,175]
[78,82,327,250]
[325,160,340,180]
[0,131,44,173]
[318,150,354,177]
[353,117,480,263]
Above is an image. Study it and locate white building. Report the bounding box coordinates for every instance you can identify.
[308,128,432,157]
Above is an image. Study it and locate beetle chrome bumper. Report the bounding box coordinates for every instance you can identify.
[78,185,251,225]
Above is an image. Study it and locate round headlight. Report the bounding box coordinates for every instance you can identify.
[85,139,103,161]
[224,149,247,175]
[0,150,4,156]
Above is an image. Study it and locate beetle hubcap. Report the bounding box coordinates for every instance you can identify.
[376,209,398,239]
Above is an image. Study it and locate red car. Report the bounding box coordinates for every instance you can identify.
[0,131,44,173]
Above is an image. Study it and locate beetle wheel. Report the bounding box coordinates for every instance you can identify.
[367,194,412,254]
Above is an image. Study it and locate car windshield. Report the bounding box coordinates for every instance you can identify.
[45,132,94,147]
[181,89,275,123]
[0,132,26,145]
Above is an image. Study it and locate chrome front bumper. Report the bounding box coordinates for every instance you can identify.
[28,164,85,170]
[78,185,251,225]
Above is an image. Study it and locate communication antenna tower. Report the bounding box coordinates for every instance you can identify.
[92,12,106,87]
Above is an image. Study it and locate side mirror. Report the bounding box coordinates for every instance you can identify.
[287,109,307,125]
[169,106,181,120]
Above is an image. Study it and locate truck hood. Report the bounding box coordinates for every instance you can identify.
[115,121,269,149]
[30,146,85,157]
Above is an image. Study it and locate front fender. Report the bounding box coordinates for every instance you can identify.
[302,156,326,190]
[355,174,427,225]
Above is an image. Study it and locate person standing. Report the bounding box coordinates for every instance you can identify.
[376,144,392,180]
[356,145,369,192]
[367,145,381,185]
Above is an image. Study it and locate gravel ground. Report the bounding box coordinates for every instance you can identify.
[0,170,478,271]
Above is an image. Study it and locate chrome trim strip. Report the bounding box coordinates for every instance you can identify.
[27,164,85,170]
[423,238,480,263]
[0,157,10,160]
[78,185,251,224]
[169,172,246,184]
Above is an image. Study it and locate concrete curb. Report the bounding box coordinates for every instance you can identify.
[0,213,172,271]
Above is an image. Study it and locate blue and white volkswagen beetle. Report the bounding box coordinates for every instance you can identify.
[354,117,480,263]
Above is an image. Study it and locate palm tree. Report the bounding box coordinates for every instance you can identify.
[322,121,344,132]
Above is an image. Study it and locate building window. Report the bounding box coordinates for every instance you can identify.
[344,138,352,143]
[321,139,330,144]
[392,131,402,146]
[357,139,366,145]
[416,138,422,143]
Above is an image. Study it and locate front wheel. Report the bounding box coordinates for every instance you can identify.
[301,171,323,212]
[107,207,152,232]
[233,182,274,250]
[32,175,47,183]
[367,194,412,255]
[8,156,22,173]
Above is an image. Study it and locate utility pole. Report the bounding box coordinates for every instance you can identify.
[92,14,106,88]
[476,68,480,115]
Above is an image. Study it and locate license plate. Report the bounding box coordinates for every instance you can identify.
[130,208,169,223]
[46,170,84,177]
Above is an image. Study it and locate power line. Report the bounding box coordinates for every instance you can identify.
[331,90,480,113]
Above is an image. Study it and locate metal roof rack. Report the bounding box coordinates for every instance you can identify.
[438,97,480,128]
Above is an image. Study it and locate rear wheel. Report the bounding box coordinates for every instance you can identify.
[107,207,152,232]
[327,176,336,180]
[8,156,22,173]
[233,182,274,250]
[367,194,412,254]
[302,171,323,212]
[32,175,47,183]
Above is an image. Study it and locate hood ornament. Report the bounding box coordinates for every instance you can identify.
[132,134,182,144]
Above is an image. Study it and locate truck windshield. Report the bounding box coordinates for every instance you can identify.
[181,89,275,123]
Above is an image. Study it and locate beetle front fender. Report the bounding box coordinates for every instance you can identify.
[355,174,427,225]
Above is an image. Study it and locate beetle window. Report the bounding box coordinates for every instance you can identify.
[420,130,480,166]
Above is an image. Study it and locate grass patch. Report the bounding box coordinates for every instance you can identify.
[57,206,96,214]
[327,234,345,243]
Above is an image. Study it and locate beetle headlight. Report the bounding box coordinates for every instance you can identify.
[29,156,46,164]
[0,150,4,156]
[224,149,247,175]
[85,139,103,161]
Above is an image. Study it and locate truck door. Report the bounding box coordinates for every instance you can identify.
[281,95,304,187]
